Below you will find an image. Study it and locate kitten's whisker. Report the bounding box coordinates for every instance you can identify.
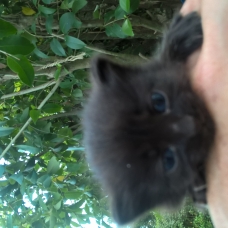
[193,185,206,192]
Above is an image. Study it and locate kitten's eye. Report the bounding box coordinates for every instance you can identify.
[151,92,167,113]
[163,147,176,172]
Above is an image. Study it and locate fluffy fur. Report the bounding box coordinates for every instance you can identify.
[83,12,215,225]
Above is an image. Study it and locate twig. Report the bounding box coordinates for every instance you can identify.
[0,50,20,60]
[85,45,143,63]
[1,80,56,100]
[0,77,62,159]
[139,53,149,60]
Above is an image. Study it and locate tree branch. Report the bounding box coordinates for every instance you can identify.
[0,77,63,159]
[1,80,56,100]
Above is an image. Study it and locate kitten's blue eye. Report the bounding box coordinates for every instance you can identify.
[163,147,176,172]
[151,92,166,113]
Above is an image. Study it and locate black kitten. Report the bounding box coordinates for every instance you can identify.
[83,12,215,225]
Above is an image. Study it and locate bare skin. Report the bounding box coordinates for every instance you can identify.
[181,1,228,227]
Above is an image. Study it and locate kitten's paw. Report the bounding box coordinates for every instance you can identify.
[162,12,202,61]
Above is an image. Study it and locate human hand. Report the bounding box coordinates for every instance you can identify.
[181,1,228,227]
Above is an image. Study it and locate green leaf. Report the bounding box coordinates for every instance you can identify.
[24,157,36,172]
[26,170,38,184]
[60,0,74,9]
[72,0,87,13]
[50,212,56,228]
[54,65,62,80]
[47,156,60,175]
[0,127,14,137]
[7,55,35,86]
[0,165,5,177]
[33,48,49,58]
[130,0,139,13]
[15,145,41,154]
[32,0,37,5]
[115,6,126,19]
[38,196,48,211]
[54,201,61,210]
[0,19,17,38]
[58,127,73,138]
[50,38,66,56]
[42,103,62,113]
[59,12,82,34]
[20,107,29,123]
[38,5,56,14]
[45,15,53,34]
[42,0,54,4]
[122,18,134,36]
[30,109,41,123]
[64,191,83,199]
[10,173,23,185]
[93,5,100,19]
[37,174,51,188]
[105,23,127,38]
[119,0,130,13]
[73,88,83,98]
[0,35,35,55]
[65,35,85,49]
[59,77,76,88]
[7,214,12,228]
[104,10,115,23]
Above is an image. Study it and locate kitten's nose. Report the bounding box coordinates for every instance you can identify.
[171,115,196,137]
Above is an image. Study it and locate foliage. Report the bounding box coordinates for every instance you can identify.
[153,201,213,228]
[0,0,213,227]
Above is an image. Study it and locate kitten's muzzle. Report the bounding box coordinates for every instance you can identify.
[170,115,196,138]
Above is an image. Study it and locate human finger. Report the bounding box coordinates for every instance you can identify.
[180,0,201,16]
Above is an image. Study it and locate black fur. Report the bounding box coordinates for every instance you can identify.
[83,12,215,225]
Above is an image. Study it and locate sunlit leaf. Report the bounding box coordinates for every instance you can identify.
[22,7,36,15]
[122,18,134,36]
[56,176,65,182]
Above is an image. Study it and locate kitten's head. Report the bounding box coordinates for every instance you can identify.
[83,57,214,225]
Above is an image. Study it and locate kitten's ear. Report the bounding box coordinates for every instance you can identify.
[91,56,129,85]
[161,12,202,61]
[111,190,152,225]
